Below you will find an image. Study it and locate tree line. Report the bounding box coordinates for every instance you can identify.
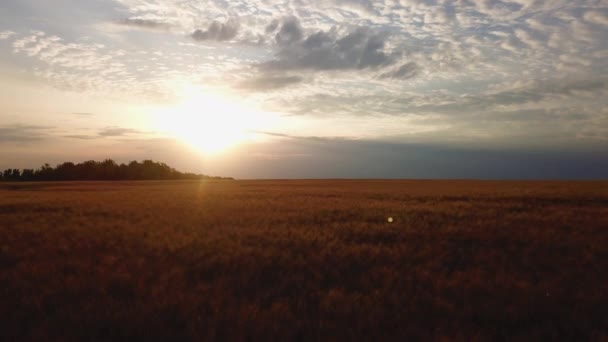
[0,159,233,181]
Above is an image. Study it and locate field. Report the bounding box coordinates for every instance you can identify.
[1,180,607,340]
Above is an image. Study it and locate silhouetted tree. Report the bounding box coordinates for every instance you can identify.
[36,163,54,181]
[21,169,35,181]
[10,169,21,180]
[0,159,233,182]
[55,162,76,180]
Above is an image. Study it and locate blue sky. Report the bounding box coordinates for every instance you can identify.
[0,0,606,178]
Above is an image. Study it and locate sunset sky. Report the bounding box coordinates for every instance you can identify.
[1,0,606,178]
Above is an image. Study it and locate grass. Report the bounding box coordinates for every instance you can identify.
[1,180,607,340]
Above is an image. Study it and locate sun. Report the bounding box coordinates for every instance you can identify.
[156,88,275,154]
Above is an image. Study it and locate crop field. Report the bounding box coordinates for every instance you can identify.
[1,180,607,340]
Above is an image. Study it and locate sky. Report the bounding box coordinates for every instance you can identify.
[0,0,607,179]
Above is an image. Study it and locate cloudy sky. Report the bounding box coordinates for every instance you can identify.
[0,0,607,178]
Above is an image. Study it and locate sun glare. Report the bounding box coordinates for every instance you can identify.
[156,88,277,154]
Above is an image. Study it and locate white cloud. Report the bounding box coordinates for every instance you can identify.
[514,29,543,50]
[0,31,16,40]
[584,10,608,26]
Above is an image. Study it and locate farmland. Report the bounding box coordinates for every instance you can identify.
[1,180,607,340]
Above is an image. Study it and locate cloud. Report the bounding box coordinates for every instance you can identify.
[254,130,353,142]
[331,0,375,13]
[271,17,304,46]
[64,135,97,140]
[2,0,607,163]
[215,135,608,179]
[380,62,419,80]
[63,126,153,140]
[394,78,608,114]
[238,75,304,91]
[500,33,527,53]
[0,31,15,40]
[12,34,40,52]
[98,127,144,137]
[513,28,543,50]
[273,77,608,145]
[12,31,124,73]
[539,78,607,96]
[191,19,239,41]
[260,19,399,72]
[72,112,95,117]
[9,30,186,100]
[584,10,608,26]
[0,125,54,143]
[239,18,408,91]
[114,18,172,31]
[253,131,292,138]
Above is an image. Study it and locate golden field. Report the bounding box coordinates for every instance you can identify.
[1,180,607,340]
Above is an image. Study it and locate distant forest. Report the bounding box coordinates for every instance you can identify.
[0,159,233,181]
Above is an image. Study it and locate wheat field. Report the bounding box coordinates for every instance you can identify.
[1,180,607,340]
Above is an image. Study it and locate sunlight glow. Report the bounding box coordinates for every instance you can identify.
[156,87,280,154]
